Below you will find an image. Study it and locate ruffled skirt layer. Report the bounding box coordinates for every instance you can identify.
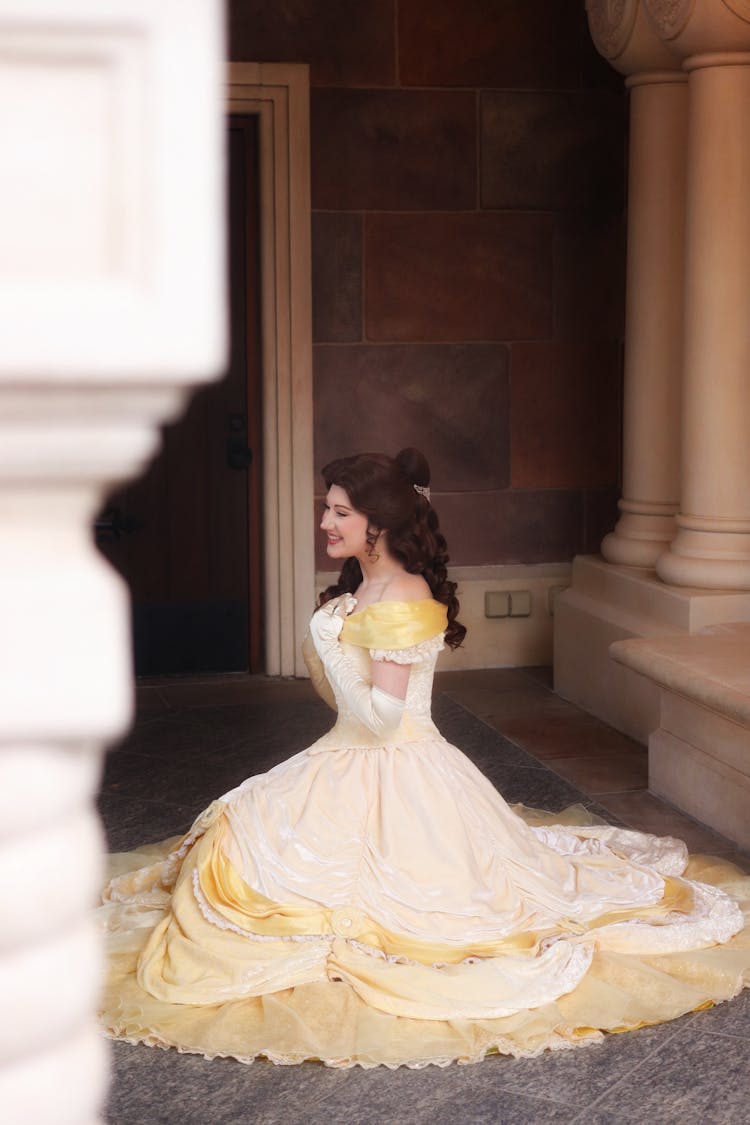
[98,737,750,1068]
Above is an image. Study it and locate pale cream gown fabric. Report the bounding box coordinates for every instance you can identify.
[98,597,750,1067]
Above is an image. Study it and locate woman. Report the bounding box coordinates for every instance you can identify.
[100,448,750,1067]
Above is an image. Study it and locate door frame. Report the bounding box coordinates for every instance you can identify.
[227,64,314,676]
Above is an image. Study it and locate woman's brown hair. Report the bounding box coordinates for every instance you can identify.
[319,448,466,650]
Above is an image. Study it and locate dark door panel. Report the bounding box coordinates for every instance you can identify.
[97,116,262,675]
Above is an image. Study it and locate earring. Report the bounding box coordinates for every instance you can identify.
[365,528,380,562]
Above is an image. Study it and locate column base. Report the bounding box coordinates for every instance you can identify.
[601,506,677,569]
[602,529,674,569]
[554,555,750,744]
[657,545,750,590]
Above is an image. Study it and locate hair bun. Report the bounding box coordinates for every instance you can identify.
[395,447,430,489]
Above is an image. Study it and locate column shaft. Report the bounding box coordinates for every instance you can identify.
[657,55,750,588]
[602,72,688,567]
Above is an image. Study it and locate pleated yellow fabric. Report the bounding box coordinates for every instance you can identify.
[340,599,448,650]
[97,598,750,1068]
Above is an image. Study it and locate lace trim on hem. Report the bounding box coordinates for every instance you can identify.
[100,1019,603,1066]
[369,634,445,664]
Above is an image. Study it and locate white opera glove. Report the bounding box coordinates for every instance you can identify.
[309,596,405,737]
[308,594,356,649]
[301,630,337,711]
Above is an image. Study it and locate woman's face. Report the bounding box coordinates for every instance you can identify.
[321,484,371,560]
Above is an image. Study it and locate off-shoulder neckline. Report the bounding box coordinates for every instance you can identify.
[347,597,443,619]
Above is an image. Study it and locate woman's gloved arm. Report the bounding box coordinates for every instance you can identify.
[301,629,337,711]
[309,596,407,737]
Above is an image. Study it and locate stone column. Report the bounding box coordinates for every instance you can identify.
[587,1,687,568]
[0,2,225,1122]
[647,0,750,588]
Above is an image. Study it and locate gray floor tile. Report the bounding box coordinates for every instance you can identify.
[488,1022,682,1107]
[98,793,199,851]
[103,699,333,809]
[313,1059,579,1125]
[682,988,750,1039]
[174,699,332,751]
[590,1024,750,1124]
[102,744,265,809]
[106,1041,351,1125]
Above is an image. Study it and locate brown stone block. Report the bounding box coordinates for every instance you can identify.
[435,489,583,566]
[313,343,510,490]
[398,0,587,89]
[555,211,626,340]
[311,90,475,212]
[365,214,554,341]
[228,0,396,87]
[511,341,621,489]
[480,90,625,212]
[312,214,362,343]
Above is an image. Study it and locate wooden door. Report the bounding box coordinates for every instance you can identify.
[97,116,263,675]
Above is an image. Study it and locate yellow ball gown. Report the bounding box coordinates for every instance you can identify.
[98,597,750,1067]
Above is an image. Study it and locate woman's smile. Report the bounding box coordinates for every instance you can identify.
[321,484,370,559]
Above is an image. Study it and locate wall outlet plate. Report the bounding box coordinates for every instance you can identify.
[509,590,532,617]
[484,590,510,618]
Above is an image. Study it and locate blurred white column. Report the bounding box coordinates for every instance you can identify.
[0,2,226,1122]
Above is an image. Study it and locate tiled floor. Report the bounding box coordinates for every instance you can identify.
[102,668,750,1125]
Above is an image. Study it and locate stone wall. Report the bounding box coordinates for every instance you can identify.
[229,0,626,567]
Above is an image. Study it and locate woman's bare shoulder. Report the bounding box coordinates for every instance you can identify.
[387,572,432,603]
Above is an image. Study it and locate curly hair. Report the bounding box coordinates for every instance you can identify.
[318,448,466,650]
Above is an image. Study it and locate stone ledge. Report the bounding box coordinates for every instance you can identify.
[610,623,750,850]
[611,623,750,728]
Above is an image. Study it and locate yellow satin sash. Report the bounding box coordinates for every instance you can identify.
[340,599,448,651]
[195,817,697,968]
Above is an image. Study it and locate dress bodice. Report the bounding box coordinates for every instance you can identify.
[326,637,443,746]
[308,598,448,749]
